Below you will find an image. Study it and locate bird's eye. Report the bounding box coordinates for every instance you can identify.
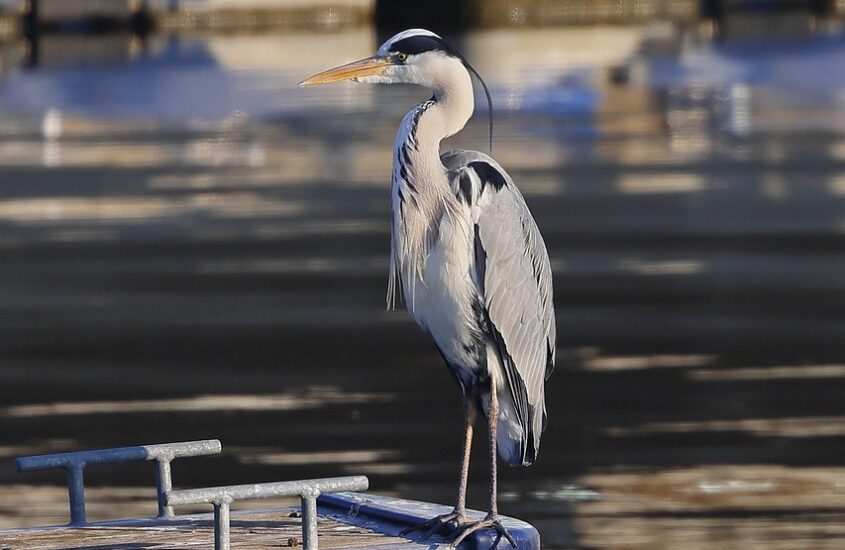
[396,52,408,62]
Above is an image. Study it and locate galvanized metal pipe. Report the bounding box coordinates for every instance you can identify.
[165,476,368,506]
[15,439,222,525]
[166,476,368,550]
[301,489,320,550]
[214,498,232,550]
[143,440,223,462]
[155,459,174,518]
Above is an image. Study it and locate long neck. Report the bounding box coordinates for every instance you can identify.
[388,68,474,308]
[417,64,476,149]
[396,63,475,187]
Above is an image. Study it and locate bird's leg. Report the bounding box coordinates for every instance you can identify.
[455,401,476,517]
[400,401,475,538]
[450,381,517,549]
[488,381,499,515]
[484,391,515,546]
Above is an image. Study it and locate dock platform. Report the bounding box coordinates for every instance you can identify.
[4,441,539,549]
[0,493,540,549]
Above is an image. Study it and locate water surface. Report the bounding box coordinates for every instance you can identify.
[1,20,845,549]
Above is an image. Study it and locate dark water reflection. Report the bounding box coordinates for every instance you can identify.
[1,19,845,549]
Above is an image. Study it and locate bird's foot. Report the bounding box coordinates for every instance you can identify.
[399,509,467,540]
[450,513,517,549]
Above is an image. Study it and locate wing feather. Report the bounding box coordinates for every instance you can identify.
[443,149,556,463]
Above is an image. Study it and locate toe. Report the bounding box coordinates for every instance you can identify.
[400,510,465,539]
[448,517,518,549]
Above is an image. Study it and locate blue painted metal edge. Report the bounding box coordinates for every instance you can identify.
[318,492,541,550]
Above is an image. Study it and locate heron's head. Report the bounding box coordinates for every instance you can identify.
[301,28,494,150]
[300,29,469,91]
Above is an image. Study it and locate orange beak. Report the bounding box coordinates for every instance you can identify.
[299,56,391,86]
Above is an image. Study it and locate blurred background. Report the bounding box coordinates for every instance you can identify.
[1,0,844,548]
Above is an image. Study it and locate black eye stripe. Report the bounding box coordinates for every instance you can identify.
[389,35,459,57]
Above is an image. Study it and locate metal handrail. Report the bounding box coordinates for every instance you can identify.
[15,439,222,525]
[166,476,369,550]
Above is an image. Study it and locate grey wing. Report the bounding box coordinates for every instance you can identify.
[443,149,556,464]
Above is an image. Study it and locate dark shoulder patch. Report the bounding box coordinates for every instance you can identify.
[468,161,507,191]
[458,172,473,205]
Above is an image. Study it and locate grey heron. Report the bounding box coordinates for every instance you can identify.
[301,29,556,547]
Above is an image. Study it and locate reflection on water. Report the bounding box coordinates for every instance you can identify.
[1,17,845,549]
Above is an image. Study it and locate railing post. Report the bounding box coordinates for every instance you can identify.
[155,458,174,518]
[66,464,87,526]
[213,498,232,550]
[301,489,320,550]
[165,476,368,549]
